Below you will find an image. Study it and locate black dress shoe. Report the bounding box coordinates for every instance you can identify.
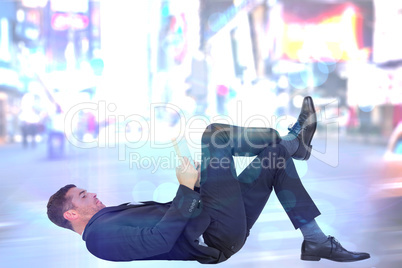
[288,96,317,160]
[301,236,370,262]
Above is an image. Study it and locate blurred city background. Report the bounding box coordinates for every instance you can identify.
[0,0,401,267]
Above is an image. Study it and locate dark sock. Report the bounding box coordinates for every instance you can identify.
[299,219,328,243]
[279,133,299,156]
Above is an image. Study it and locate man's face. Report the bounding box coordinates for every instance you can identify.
[66,187,106,221]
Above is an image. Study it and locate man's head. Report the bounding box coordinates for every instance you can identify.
[47,185,106,234]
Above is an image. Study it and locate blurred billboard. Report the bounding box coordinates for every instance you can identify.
[273,1,373,63]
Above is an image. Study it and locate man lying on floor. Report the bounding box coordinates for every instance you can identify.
[47,97,370,263]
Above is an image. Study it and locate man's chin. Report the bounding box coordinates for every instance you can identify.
[96,200,106,208]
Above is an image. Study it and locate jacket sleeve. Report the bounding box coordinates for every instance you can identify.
[85,185,201,261]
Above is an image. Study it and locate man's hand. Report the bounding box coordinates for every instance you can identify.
[176,157,198,190]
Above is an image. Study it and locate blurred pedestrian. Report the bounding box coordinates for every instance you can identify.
[216,84,229,115]
[19,93,41,148]
[46,104,65,158]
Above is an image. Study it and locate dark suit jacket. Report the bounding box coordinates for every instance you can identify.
[82,185,227,264]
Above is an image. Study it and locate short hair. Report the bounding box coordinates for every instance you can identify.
[47,184,77,231]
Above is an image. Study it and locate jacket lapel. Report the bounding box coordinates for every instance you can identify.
[87,201,172,226]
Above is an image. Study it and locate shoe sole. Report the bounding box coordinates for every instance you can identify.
[301,255,371,262]
[303,145,312,160]
[300,97,317,160]
[301,255,320,261]
[301,111,317,160]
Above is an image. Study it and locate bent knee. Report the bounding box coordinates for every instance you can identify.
[201,123,227,144]
[204,123,228,133]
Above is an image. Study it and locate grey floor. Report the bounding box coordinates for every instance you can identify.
[0,136,399,268]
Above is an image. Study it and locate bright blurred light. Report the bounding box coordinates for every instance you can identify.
[294,160,308,179]
[275,114,296,136]
[50,0,88,13]
[16,9,25,22]
[153,182,178,203]
[277,75,289,89]
[131,181,156,201]
[21,0,48,8]
[292,95,304,109]
[0,19,11,62]
[317,61,336,74]
[344,6,356,17]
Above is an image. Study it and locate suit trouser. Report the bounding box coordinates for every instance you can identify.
[199,123,321,259]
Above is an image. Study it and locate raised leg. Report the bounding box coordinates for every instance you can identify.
[199,123,280,257]
[199,123,321,259]
[237,144,320,231]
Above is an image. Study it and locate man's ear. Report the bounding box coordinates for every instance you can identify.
[64,210,78,221]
